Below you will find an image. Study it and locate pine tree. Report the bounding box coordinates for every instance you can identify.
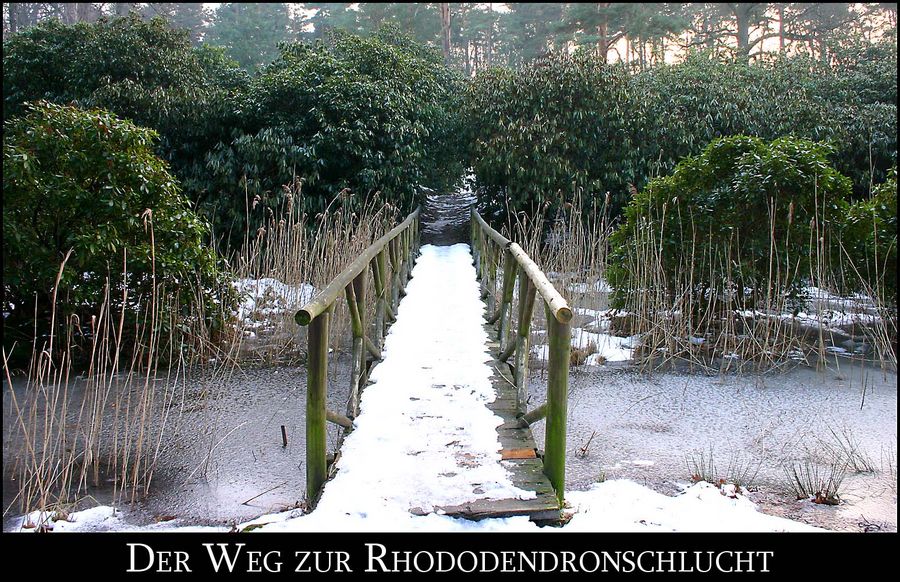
[206,3,292,71]
[142,3,208,44]
[302,3,359,39]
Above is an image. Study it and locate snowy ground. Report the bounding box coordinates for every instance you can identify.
[9,479,820,532]
[233,277,317,334]
[532,362,897,532]
[8,244,824,534]
[530,280,890,367]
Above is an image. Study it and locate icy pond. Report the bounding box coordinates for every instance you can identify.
[531,359,897,532]
[5,356,894,532]
[3,360,352,531]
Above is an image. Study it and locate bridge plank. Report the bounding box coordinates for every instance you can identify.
[433,323,560,522]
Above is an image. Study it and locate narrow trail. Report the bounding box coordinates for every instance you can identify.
[297,244,537,526]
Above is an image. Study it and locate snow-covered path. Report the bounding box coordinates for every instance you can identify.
[293,243,535,525]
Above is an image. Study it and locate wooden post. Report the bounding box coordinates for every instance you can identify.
[489,244,500,314]
[483,243,494,309]
[497,249,517,349]
[389,238,401,310]
[345,271,366,418]
[470,211,480,272]
[514,272,537,410]
[372,252,387,349]
[544,303,570,506]
[306,306,331,505]
[397,230,406,289]
[401,229,411,286]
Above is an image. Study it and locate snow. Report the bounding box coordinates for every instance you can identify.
[11,507,124,532]
[564,481,820,532]
[11,479,821,533]
[567,279,612,294]
[8,243,828,534]
[232,277,317,326]
[628,459,655,467]
[733,286,884,333]
[533,328,640,364]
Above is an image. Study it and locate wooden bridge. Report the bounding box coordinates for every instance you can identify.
[294,206,572,522]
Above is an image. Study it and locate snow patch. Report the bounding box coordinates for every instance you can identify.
[564,481,821,532]
[232,277,317,326]
[12,480,822,532]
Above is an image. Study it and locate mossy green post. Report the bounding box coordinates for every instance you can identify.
[544,303,570,506]
[345,272,366,417]
[497,250,518,348]
[372,250,387,348]
[514,273,537,409]
[306,305,331,506]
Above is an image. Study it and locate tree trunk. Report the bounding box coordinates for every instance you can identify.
[732,4,752,61]
[486,4,493,67]
[9,3,19,33]
[76,3,93,22]
[778,4,785,53]
[440,3,451,65]
[22,3,38,28]
[63,3,76,24]
[465,40,471,76]
[596,2,609,63]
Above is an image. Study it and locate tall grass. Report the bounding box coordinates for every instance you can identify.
[499,190,614,375]
[3,222,198,523]
[3,179,400,525]
[229,180,398,364]
[506,188,896,374]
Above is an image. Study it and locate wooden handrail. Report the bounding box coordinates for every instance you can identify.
[508,243,573,324]
[472,208,512,248]
[470,207,571,508]
[295,208,420,326]
[298,206,420,506]
[470,209,572,324]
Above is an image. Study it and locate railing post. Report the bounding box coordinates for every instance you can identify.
[372,252,387,349]
[345,271,367,418]
[306,306,331,506]
[401,228,412,285]
[498,249,517,349]
[483,243,495,309]
[470,210,480,271]
[544,303,570,507]
[514,272,537,410]
[389,238,401,310]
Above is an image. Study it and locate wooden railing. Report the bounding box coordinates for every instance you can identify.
[295,208,420,504]
[470,208,572,505]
